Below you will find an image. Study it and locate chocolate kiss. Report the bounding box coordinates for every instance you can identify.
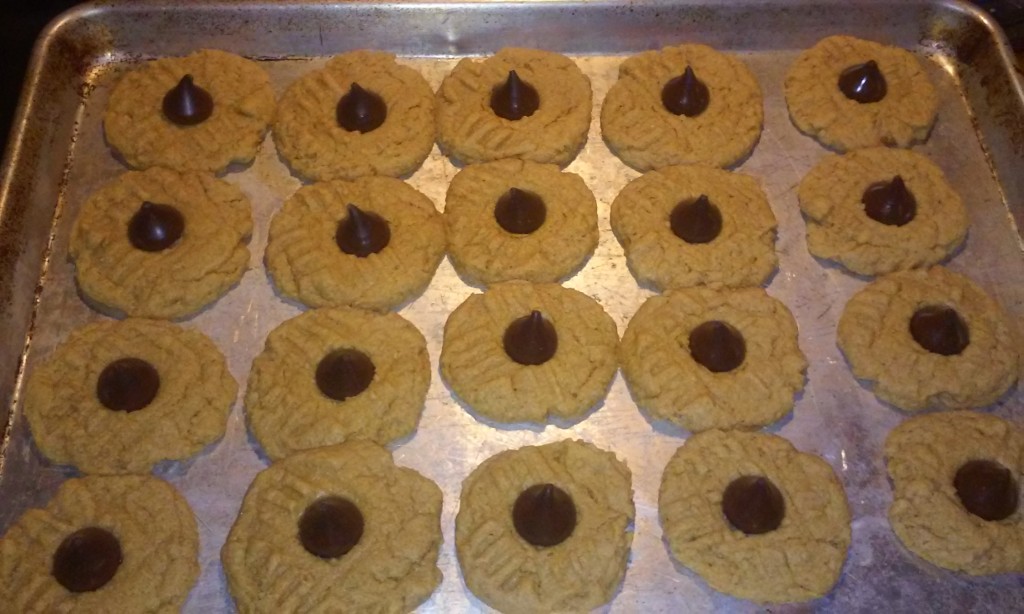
[954,460,1019,522]
[503,310,558,366]
[513,483,577,547]
[336,204,391,257]
[838,60,887,103]
[490,70,540,121]
[670,194,722,244]
[662,66,710,117]
[909,305,969,356]
[336,82,387,133]
[495,187,546,234]
[162,75,214,126]
[862,175,917,226]
[128,202,184,252]
[52,527,123,593]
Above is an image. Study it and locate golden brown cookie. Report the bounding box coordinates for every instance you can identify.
[837,267,1019,411]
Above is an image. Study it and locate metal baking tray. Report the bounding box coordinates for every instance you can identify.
[1,1,1022,611]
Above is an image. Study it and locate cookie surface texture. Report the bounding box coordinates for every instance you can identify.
[784,35,938,151]
[273,51,436,181]
[436,48,592,166]
[0,475,199,613]
[104,49,275,173]
[660,430,851,603]
[837,267,1019,410]
[265,176,445,311]
[610,164,777,290]
[24,319,235,475]
[620,287,806,432]
[245,307,430,460]
[884,411,1024,575]
[221,441,443,613]
[440,281,619,424]
[444,159,598,285]
[456,439,634,613]
[69,167,252,319]
[601,44,764,170]
[798,147,967,275]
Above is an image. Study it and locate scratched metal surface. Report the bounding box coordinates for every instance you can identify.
[0,1,1022,612]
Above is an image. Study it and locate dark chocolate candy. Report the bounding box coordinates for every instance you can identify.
[954,459,1019,521]
[909,305,969,356]
[495,188,546,235]
[298,496,365,559]
[336,204,391,258]
[862,176,916,226]
[162,75,214,126]
[315,348,375,402]
[689,321,746,373]
[513,483,577,547]
[128,202,184,252]
[490,70,540,121]
[96,358,160,413]
[503,311,558,366]
[52,527,123,593]
[722,475,785,535]
[838,60,887,104]
[336,82,387,133]
[670,195,722,244]
[661,66,710,118]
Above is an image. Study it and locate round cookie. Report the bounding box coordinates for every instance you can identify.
[69,167,252,319]
[660,430,851,603]
[785,35,938,151]
[436,48,592,166]
[444,159,598,285]
[884,411,1024,575]
[439,281,619,424]
[837,266,1019,411]
[104,49,275,173]
[265,176,445,311]
[0,475,199,612]
[221,441,443,613]
[798,148,967,275]
[245,307,430,460]
[601,44,764,171]
[23,318,236,475]
[273,51,436,181]
[620,287,807,432]
[456,439,634,613]
[610,164,778,290]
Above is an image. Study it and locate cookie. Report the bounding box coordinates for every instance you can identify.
[444,159,598,285]
[884,411,1024,575]
[273,51,436,181]
[69,167,252,319]
[245,307,430,460]
[456,440,634,613]
[660,430,851,603]
[104,49,275,173]
[436,48,592,166]
[0,475,198,612]
[601,44,764,171]
[23,318,236,475]
[785,35,938,151]
[620,288,807,432]
[221,441,443,613]
[798,148,967,275]
[837,266,1019,410]
[440,281,618,424]
[610,164,777,290]
[265,176,445,311]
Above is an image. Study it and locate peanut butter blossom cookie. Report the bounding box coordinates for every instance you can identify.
[245,307,430,460]
[660,430,851,603]
[0,475,199,612]
[885,411,1024,575]
[440,281,618,425]
[104,49,275,173]
[273,51,436,181]
[837,267,1019,411]
[611,164,777,290]
[222,441,443,613]
[23,318,236,474]
[620,287,806,432]
[436,48,592,166]
[456,440,634,613]
[785,35,938,151]
[265,176,445,311]
[601,44,764,170]
[69,167,252,319]
[444,159,598,285]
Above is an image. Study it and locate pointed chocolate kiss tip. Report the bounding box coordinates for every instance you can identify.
[490,70,540,121]
[336,203,391,257]
[336,82,387,133]
[162,73,214,126]
[662,65,710,117]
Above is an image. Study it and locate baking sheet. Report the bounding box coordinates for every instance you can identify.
[1,1,1023,612]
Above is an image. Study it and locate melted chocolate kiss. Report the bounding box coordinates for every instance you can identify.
[336,82,387,133]
[128,202,184,252]
[689,321,746,373]
[909,305,969,356]
[722,475,786,535]
[670,195,722,244]
[495,188,546,234]
[336,204,391,257]
[662,66,710,117]
[298,496,364,559]
[96,358,160,413]
[954,459,1019,521]
[503,311,558,366]
[162,75,214,126]
[862,176,917,226]
[490,70,540,121]
[838,60,887,104]
[315,349,375,402]
[513,483,577,547]
[52,527,123,593]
